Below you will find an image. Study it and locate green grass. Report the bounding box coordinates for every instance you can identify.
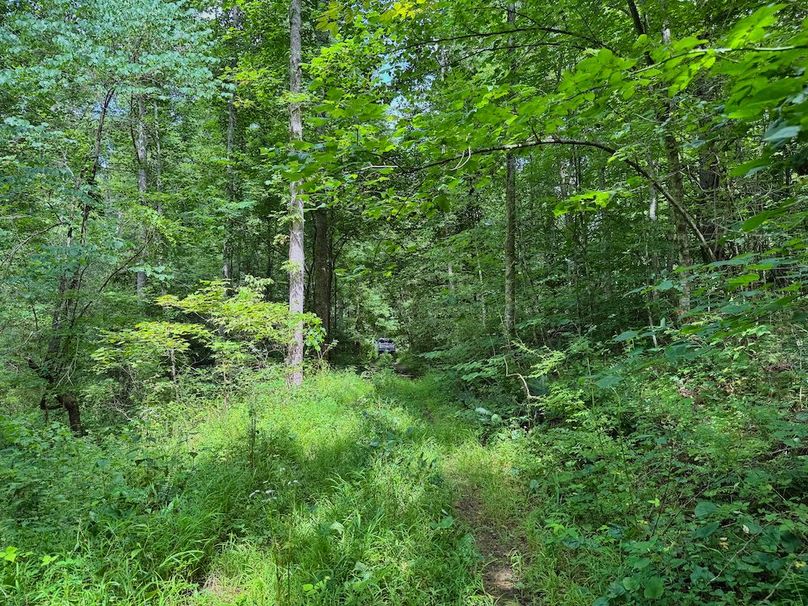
[1,371,524,605]
[6,362,803,605]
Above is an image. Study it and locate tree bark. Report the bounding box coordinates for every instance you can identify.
[475,243,488,329]
[60,394,83,436]
[332,267,338,336]
[698,140,723,261]
[505,151,517,339]
[133,95,148,296]
[265,216,275,300]
[286,0,305,385]
[503,3,517,340]
[659,26,692,318]
[222,5,242,285]
[223,90,237,284]
[627,5,696,317]
[664,132,693,317]
[33,89,114,435]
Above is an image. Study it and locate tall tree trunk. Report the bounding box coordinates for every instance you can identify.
[286,0,305,385]
[223,91,236,284]
[134,95,148,296]
[222,5,242,285]
[503,3,517,340]
[627,4,695,318]
[265,216,275,300]
[152,102,165,295]
[505,151,516,339]
[660,26,692,318]
[33,89,114,435]
[475,243,488,329]
[332,267,338,336]
[60,395,82,435]
[664,132,693,317]
[313,207,331,341]
[444,225,455,291]
[698,141,723,261]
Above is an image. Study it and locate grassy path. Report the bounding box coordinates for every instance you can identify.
[191,370,532,605]
[2,370,546,606]
[379,373,532,605]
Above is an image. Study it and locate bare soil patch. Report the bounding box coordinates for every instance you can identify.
[455,494,533,605]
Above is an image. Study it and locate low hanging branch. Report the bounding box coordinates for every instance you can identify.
[399,26,549,50]
[397,14,615,53]
[410,135,716,261]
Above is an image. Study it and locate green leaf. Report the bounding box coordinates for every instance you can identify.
[695,501,718,518]
[742,210,780,232]
[642,576,664,599]
[725,4,785,47]
[433,515,454,529]
[690,565,713,584]
[1,546,19,563]
[555,190,615,216]
[763,124,800,143]
[434,193,451,212]
[695,521,721,538]
[595,375,622,389]
[727,273,759,288]
[614,330,638,342]
[730,158,770,177]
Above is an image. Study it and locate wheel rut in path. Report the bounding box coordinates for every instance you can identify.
[454,493,530,605]
[383,376,532,604]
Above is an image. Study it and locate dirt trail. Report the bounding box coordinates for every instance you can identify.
[382,375,533,604]
[455,494,529,605]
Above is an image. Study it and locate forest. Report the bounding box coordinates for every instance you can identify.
[1,0,807,604]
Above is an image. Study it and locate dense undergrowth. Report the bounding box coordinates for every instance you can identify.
[2,338,807,605]
[2,371,486,605]
[440,324,808,605]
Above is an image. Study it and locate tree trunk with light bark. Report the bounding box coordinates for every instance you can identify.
[286,0,305,385]
[503,3,517,340]
[134,94,148,296]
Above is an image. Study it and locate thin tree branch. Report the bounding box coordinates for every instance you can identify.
[82,88,115,186]
[2,221,65,269]
[399,23,613,53]
[446,41,589,69]
[470,4,616,51]
[409,136,715,260]
[398,26,553,51]
[74,237,154,324]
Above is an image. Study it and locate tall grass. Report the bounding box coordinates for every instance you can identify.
[9,364,791,605]
[0,371,493,605]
